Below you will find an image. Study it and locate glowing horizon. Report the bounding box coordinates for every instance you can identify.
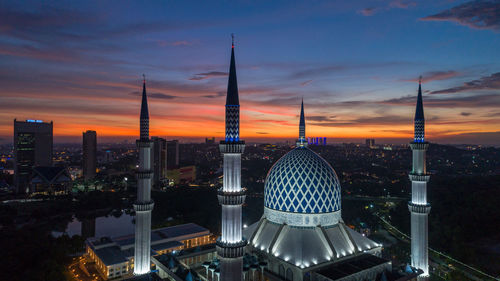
[0,1,499,145]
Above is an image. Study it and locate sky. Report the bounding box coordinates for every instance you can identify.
[0,0,499,144]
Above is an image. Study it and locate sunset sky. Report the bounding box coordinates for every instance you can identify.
[1,0,499,144]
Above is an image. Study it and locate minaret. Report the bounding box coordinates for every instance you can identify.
[134,75,154,275]
[217,34,246,281]
[409,77,431,280]
[297,99,307,147]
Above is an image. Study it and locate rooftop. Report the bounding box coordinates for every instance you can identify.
[94,246,128,266]
[113,223,209,247]
[315,254,390,280]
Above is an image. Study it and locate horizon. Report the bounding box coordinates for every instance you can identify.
[1,1,499,145]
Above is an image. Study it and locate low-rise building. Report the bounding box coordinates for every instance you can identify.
[30,166,71,195]
[85,223,215,280]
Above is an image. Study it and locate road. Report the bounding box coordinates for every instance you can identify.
[376,213,500,281]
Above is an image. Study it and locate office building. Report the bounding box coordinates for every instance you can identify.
[151,137,167,188]
[83,130,97,180]
[366,138,375,148]
[13,119,53,193]
[166,140,179,169]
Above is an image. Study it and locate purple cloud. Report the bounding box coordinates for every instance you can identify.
[389,0,416,9]
[430,72,500,94]
[402,70,462,83]
[189,71,228,81]
[130,91,177,100]
[421,0,500,30]
[359,7,378,16]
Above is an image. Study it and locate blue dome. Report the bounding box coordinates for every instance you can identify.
[264,147,341,214]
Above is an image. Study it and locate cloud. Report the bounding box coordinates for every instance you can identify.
[309,115,411,127]
[256,132,269,134]
[300,80,313,86]
[402,70,461,83]
[421,0,500,30]
[460,112,472,116]
[157,40,192,47]
[189,71,228,81]
[389,0,416,9]
[430,72,500,94]
[202,92,226,99]
[380,93,500,108]
[359,8,378,16]
[307,115,337,122]
[130,92,177,100]
[484,112,500,117]
[358,0,416,16]
[439,131,500,145]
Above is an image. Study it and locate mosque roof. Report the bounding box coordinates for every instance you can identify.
[244,219,381,269]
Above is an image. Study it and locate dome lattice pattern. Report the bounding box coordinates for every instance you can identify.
[264,147,341,213]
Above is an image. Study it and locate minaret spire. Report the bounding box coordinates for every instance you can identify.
[414,76,425,143]
[409,78,431,280]
[140,74,149,140]
[226,34,239,106]
[298,98,306,146]
[225,34,240,141]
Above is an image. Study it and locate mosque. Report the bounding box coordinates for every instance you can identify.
[87,37,427,281]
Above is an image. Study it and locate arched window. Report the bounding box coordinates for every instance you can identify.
[286,268,293,281]
[279,265,285,277]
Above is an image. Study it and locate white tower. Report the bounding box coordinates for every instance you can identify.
[409,77,431,280]
[134,75,154,275]
[217,35,246,281]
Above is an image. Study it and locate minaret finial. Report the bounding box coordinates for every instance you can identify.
[143,73,146,84]
[419,75,422,84]
[231,33,234,48]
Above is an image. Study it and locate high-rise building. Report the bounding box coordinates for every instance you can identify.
[133,76,154,275]
[217,35,246,281]
[409,78,431,280]
[166,140,179,169]
[82,130,97,180]
[366,138,375,148]
[13,119,53,193]
[151,137,167,188]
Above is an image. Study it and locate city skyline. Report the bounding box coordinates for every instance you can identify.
[1,1,499,145]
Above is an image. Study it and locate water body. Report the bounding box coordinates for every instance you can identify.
[53,211,135,238]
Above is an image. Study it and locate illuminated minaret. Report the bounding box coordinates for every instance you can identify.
[134,75,154,275]
[217,34,246,281]
[409,77,431,280]
[297,98,307,147]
